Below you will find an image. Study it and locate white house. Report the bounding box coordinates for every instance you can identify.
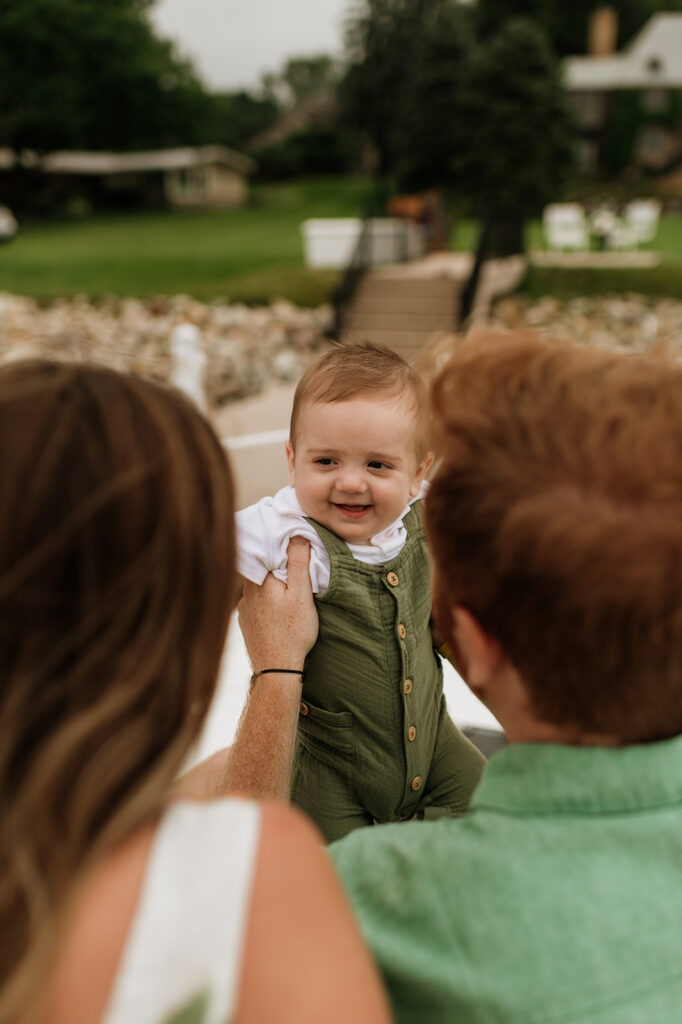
[0,145,256,211]
[564,13,682,174]
[40,145,256,208]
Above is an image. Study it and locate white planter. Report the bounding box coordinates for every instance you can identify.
[301,217,424,269]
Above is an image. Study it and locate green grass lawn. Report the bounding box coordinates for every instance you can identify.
[2,177,681,305]
[452,213,682,301]
[0,178,377,305]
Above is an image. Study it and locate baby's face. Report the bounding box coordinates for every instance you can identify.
[286,394,432,544]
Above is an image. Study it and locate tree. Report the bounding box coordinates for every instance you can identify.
[261,55,340,110]
[0,0,214,152]
[391,2,474,190]
[454,17,573,252]
[339,0,573,258]
[340,0,441,176]
[209,91,279,151]
[477,0,682,58]
[476,0,552,39]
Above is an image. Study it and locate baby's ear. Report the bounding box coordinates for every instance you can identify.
[285,440,296,484]
[409,450,435,497]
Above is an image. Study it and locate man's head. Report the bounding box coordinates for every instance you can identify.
[426,333,682,744]
[287,342,432,543]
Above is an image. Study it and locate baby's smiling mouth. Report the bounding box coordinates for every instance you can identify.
[334,503,371,517]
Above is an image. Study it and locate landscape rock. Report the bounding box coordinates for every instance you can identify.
[0,292,335,409]
[0,291,680,421]
[489,293,682,356]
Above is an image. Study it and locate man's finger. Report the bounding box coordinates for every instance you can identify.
[285,536,311,587]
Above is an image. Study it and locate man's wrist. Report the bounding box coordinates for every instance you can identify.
[250,667,306,685]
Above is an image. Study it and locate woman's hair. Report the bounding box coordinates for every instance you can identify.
[426,332,682,743]
[0,361,236,1021]
[290,342,430,459]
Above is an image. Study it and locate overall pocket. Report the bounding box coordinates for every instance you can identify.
[297,699,354,779]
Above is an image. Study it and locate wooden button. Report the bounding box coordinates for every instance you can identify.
[408,726,417,742]
[299,701,309,716]
[403,678,413,694]
[411,775,423,791]
[398,623,407,639]
[386,571,399,587]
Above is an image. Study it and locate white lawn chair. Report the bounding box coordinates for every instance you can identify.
[543,203,589,251]
[623,199,661,245]
[605,218,640,250]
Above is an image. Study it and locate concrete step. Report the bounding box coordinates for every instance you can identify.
[353,279,458,302]
[339,327,447,363]
[340,268,463,360]
[345,311,456,331]
[352,272,458,292]
[348,299,454,315]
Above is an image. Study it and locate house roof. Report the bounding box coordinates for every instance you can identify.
[248,92,337,151]
[40,145,256,176]
[564,13,682,90]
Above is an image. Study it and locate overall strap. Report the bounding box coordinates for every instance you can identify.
[402,499,423,539]
[305,517,351,559]
[307,501,424,561]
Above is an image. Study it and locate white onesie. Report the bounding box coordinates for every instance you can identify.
[236,484,427,594]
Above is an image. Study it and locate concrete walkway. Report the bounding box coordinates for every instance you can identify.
[213,382,296,507]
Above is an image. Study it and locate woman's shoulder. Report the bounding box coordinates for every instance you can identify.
[238,802,391,1024]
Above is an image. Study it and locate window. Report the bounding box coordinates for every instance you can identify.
[176,168,206,198]
[641,88,667,114]
[635,125,670,168]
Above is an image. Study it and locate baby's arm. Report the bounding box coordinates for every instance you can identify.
[236,496,328,593]
[235,500,276,585]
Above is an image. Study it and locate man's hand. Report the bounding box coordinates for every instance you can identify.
[238,536,318,674]
[224,538,318,800]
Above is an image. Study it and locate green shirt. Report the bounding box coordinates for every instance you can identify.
[331,736,682,1023]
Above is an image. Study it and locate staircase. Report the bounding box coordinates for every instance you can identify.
[339,270,462,365]
[335,252,527,363]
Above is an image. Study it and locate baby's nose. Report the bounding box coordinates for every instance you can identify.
[336,468,366,493]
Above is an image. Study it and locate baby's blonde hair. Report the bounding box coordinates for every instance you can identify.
[290,342,429,459]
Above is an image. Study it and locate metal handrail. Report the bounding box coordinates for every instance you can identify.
[327,209,375,342]
[458,213,492,329]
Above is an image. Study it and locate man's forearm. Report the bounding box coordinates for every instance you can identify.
[173,747,232,801]
[221,672,303,800]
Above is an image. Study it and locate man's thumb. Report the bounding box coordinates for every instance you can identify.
[286,536,311,585]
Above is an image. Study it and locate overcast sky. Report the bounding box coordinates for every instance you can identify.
[150,0,351,92]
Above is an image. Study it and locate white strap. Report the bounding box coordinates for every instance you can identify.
[103,799,260,1024]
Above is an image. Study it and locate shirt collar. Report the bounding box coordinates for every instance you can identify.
[275,483,426,553]
[472,734,682,817]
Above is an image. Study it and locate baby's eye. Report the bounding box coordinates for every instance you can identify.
[368,460,388,470]
[314,457,334,466]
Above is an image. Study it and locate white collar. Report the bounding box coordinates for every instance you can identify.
[272,483,426,558]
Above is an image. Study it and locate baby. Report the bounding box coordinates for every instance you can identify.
[237,342,484,841]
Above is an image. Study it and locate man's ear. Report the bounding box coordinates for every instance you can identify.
[451,606,506,696]
[285,439,296,486]
[409,450,435,498]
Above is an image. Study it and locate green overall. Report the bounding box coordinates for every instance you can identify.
[291,502,485,843]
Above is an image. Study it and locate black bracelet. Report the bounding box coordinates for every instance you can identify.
[250,668,306,684]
